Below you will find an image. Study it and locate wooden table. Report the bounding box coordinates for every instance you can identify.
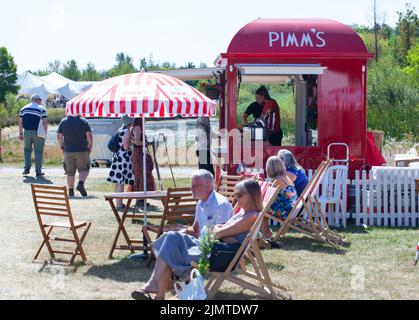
[104,191,167,259]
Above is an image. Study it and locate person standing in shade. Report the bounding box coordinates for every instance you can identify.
[194,116,214,176]
[57,115,93,197]
[18,94,48,176]
[255,86,282,146]
[107,115,136,210]
[131,118,155,207]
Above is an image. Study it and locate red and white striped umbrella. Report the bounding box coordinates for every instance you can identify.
[66,72,217,117]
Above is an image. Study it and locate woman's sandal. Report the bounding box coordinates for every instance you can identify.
[131,289,155,300]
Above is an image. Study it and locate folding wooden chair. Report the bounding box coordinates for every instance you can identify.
[142,187,198,265]
[272,160,347,247]
[216,175,244,206]
[31,184,91,265]
[205,182,290,300]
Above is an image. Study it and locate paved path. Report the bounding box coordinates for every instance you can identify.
[0,165,195,178]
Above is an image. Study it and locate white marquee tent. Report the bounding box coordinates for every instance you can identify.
[17,72,94,102]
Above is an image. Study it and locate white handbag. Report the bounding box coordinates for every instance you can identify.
[37,118,47,139]
[174,269,207,300]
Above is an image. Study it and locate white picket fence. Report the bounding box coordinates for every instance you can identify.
[353,168,419,227]
[271,167,419,228]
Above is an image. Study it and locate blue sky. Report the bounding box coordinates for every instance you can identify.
[1,0,416,73]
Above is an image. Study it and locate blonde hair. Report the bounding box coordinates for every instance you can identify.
[266,156,287,179]
[235,179,263,212]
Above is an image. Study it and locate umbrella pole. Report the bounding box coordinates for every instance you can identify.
[129,116,149,261]
[142,116,148,255]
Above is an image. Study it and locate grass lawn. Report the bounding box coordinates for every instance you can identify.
[0,170,417,300]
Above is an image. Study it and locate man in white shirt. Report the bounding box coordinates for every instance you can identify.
[183,169,233,238]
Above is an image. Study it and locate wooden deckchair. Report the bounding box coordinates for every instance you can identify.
[142,187,197,265]
[272,160,347,247]
[31,184,91,265]
[216,175,244,206]
[205,182,290,300]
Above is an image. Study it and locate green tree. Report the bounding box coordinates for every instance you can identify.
[62,59,81,80]
[139,57,147,71]
[161,61,176,69]
[182,61,196,69]
[0,47,18,103]
[143,54,163,71]
[81,62,101,81]
[47,60,62,73]
[108,52,137,76]
[395,2,418,66]
[403,42,419,84]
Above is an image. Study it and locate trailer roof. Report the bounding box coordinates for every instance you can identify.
[223,18,373,59]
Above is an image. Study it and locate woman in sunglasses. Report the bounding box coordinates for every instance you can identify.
[132,179,262,300]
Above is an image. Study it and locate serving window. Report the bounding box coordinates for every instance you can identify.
[236,64,323,147]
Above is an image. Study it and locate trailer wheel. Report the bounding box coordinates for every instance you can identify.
[91,161,99,168]
[106,160,112,168]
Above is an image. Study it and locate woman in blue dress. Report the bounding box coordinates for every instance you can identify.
[278,149,309,197]
[131,179,262,300]
[261,156,298,239]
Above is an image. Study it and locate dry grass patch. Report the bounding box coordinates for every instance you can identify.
[0,171,418,300]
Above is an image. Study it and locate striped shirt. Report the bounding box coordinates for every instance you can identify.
[19,102,47,131]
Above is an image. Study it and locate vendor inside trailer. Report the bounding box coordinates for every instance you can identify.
[237,73,319,148]
[241,85,282,146]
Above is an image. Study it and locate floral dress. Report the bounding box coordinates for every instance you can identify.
[107,128,135,185]
[270,177,298,220]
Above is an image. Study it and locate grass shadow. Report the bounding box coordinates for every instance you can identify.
[270,224,369,235]
[35,260,83,274]
[278,236,348,255]
[334,224,369,234]
[131,204,163,213]
[23,176,54,184]
[70,195,99,200]
[265,262,285,272]
[84,258,153,283]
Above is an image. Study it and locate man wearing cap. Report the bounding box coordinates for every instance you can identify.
[18,94,48,176]
[57,114,93,197]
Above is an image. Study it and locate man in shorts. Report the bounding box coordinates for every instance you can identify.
[57,114,93,197]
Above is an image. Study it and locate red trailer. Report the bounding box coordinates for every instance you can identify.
[214,18,374,178]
